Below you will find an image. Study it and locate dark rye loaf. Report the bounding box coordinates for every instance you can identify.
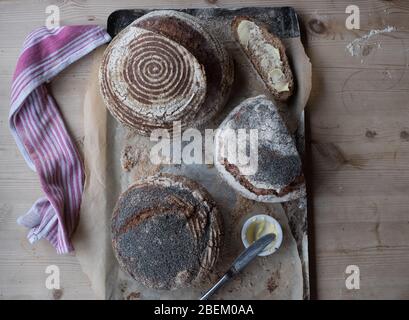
[111,174,222,290]
[214,95,305,203]
[232,16,294,102]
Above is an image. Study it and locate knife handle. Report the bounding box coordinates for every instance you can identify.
[199,233,275,300]
[232,233,276,273]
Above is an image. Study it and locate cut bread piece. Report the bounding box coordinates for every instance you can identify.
[214,95,305,203]
[232,16,294,101]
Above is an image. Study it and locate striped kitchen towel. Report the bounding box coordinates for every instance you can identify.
[9,25,111,254]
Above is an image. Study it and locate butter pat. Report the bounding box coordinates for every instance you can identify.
[246,218,277,252]
[236,20,290,93]
[237,20,252,48]
[268,69,290,92]
[241,214,283,256]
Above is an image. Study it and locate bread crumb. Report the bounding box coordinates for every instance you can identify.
[266,271,280,294]
[121,145,138,171]
[52,288,63,300]
[126,292,141,300]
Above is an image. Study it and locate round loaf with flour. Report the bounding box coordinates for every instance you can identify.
[100,25,207,135]
[100,10,234,135]
[214,95,305,203]
[111,174,222,290]
[133,10,234,128]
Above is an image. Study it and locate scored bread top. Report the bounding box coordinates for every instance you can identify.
[232,16,294,101]
[99,25,207,135]
[134,10,234,127]
[111,174,222,290]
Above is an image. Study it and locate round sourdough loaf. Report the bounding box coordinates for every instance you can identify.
[214,95,305,203]
[111,174,222,290]
[99,26,207,135]
[133,10,234,128]
[100,10,234,135]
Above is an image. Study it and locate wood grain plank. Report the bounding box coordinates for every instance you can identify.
[1,0,409,300]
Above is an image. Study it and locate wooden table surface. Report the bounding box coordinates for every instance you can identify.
[1,0,409,300]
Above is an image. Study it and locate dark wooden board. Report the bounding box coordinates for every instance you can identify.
[107,6,300,39]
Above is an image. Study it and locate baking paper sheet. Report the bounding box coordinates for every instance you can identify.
[73,8,312,300]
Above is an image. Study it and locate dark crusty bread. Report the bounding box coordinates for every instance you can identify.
[134,10,234,127]
[232,16,294,102]
[111,174,222,290]
[214,95,305,203]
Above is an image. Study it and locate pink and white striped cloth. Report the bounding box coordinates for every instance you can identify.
[9,25,111,254]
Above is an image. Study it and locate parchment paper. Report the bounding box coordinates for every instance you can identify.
[74,13,312,300]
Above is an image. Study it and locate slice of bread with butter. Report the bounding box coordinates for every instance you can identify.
[232,16,294,101]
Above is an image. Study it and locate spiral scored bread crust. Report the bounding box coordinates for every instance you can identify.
[100,26,207,135]
[133,10,234,127]
[111,174,222,290]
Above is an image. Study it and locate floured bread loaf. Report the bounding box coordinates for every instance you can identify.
[111,174,222,290]
[214,95,305,203]
[99,25,207,135]
[133,10,234,127]
[232,17,294,101]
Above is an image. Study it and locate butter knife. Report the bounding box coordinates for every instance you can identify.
[199,233,276,300]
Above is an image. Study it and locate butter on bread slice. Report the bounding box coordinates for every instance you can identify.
[232,16,294,101]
